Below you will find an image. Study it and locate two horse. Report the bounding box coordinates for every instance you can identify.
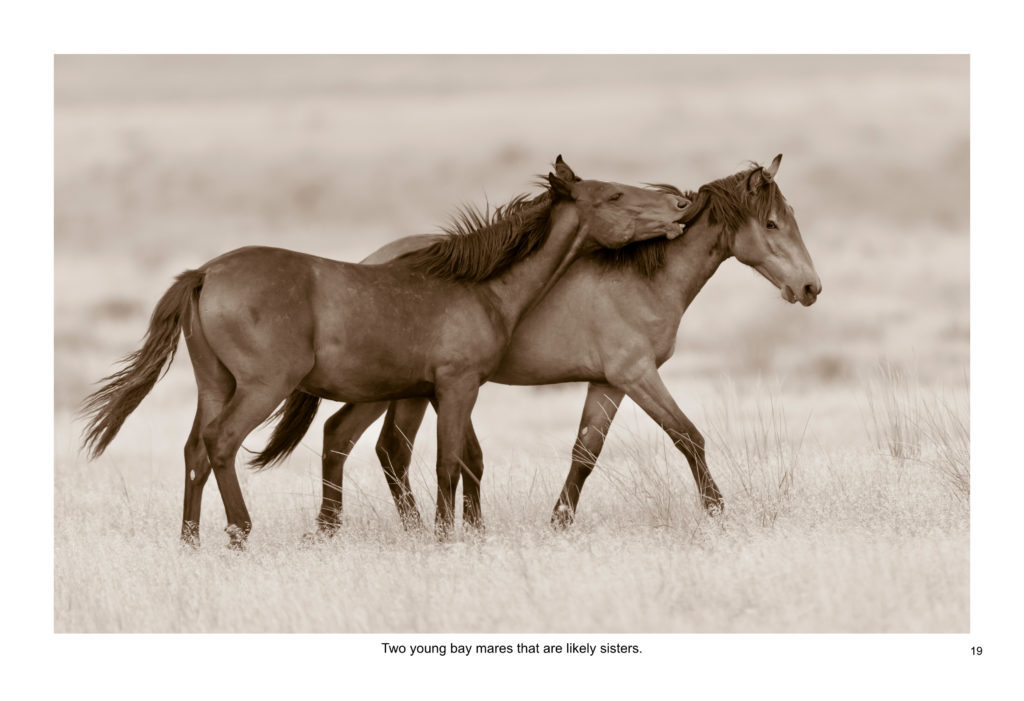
[256,154,821,532]
[81,157,691,548]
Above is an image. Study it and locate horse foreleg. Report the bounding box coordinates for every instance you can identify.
[617,366,724,514]
[433,379,479,538]
[375,398,429,530]
[460,419,485,529]
[318,401,389,535]
[551,382,624,528]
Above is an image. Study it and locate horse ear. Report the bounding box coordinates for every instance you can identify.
[748,154,782,191]
[548,171,574,200]
[554,155,580,182]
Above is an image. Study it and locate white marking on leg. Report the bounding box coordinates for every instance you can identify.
[580,427,589,437]
[190,470,196,481]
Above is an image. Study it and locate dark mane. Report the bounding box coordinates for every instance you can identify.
[698,163,788,236]
[587,165,787,278]
[587,184,696,279]
[396,189,554,283]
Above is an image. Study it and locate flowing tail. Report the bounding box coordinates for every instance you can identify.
[250,390,321,469]
[80,269,206,458]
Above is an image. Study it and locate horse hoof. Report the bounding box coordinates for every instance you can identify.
[399,513,426,533]
[402,520,426,534]
[225,524,249,550]
[550,505,574,530]
[302,527,337,545]
[180,521,201,548]
[434,524,455,542]
[705,501,725,517]
[463,517,486,532]
[180,521,199,544]
[463,522,486,541]
[318,522,341,537]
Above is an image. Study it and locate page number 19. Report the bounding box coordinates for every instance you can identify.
[971,646,983,656]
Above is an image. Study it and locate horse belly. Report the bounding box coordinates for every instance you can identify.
[303,274,500,401]
[489,268,673,387]
[491,314,604,386]
[303,309,437,402]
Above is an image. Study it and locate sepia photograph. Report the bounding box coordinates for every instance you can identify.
[53,54,969,635]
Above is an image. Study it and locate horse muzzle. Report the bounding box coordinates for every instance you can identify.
[783,279,821,306]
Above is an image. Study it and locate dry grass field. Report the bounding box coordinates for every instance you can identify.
[54,55,969,633]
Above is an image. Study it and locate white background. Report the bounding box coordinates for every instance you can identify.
[3,0,1018,697]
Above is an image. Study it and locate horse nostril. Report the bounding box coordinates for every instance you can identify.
[803,282,821,298]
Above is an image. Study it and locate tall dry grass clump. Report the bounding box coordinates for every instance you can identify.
[865,362,969,500]
[702,379,809,527]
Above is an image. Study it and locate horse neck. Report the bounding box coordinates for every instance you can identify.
[657,213,730,311]
[483,202,584,333]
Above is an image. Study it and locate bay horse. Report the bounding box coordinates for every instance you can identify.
[80,157,692,547]
[256,155,821,531]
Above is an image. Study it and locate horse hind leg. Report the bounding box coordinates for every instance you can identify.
[202,381,301,549]
[181,411,211,546]
[181,388,233,546]
[181,308,233,547]
[375,398,429,530]
[316,400,390,536]
[433,378,480,538]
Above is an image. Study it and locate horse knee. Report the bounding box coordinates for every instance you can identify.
[376,438,405,471]
[436,460,461,488]
[374,440,391,466]
[201,425,236,469]
[463,442,483,475]
[184,433,205,464]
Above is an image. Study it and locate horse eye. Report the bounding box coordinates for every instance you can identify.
[767,219,778,229]
[609,192,623,202]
